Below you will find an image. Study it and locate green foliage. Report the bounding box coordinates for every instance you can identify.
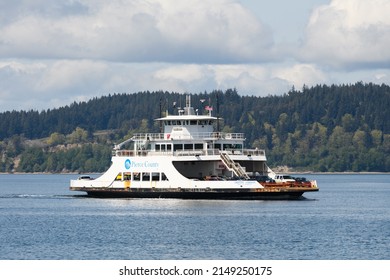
[0,83,389,172]
[47,132,66,146]
[67,127,89,143]
[0,127,112,173]
[17,147,46,173]
[262,121,390,172]
[15,144,111,173]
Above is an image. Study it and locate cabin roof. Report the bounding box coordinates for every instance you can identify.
[156,115,219,121]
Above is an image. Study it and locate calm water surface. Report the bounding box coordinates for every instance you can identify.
[0,174,389,260]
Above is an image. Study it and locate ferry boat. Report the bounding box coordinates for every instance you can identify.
[70,95,319,199]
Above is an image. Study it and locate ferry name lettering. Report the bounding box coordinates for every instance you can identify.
[130,161,159,168]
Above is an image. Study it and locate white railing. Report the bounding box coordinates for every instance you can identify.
[114,148,265,157]
[131,132,245,141]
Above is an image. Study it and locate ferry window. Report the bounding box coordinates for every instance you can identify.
[123,173,131,180]
[142,173,150,181]
[195,143,203,150]
[214,143,221,150]
[156,144,160,151]
[184,144,193,150]
[223,144,233,150]
[115,173,122,181]
[161,173,168,181]
[227,144,242,150]
[133,172,140,181]
[167,144,172,151]
[190,120,197,125]
[151,172,160,181]
[174,144,182,151]
[161,144,166,151]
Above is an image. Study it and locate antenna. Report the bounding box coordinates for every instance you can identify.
[159,98,162,133]
[172,101,177,115]
[216,92,220,133]
[186,95,191,110]
[166,97,169,116]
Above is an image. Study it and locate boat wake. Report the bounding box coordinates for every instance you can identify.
[0,194,82,199]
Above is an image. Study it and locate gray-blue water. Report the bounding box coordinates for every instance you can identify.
[0,174,389,260]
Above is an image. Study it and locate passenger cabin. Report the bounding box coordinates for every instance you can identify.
[113,95,268,180]
[152,106,244,156]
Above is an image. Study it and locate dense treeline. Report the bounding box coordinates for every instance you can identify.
[0,82,389,172]
[0,128,112,173]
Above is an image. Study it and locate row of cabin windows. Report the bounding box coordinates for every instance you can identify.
[155,143,242,151]
[115,172,168,182]
[164,120,213,126]
[215,143,243,150]
[155,143,203,151]
[155,144,172,151]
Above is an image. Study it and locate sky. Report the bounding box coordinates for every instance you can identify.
[0,0,389,112]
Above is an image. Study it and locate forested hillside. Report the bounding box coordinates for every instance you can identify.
[1,82,389,172]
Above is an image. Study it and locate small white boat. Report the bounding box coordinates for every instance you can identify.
[70,95,319,199]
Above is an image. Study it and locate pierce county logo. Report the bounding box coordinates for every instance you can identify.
[124,159,131,170]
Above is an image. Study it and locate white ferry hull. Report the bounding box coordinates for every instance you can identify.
[70,155,318,200]
[69,186,312,200]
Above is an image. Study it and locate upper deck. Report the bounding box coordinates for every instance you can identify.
[114,147,266,158]
[113,95,266,158]
[131,132,245,141]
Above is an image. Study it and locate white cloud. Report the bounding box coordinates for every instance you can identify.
[1,0,390,112]
[35,60,108,93]
[0,59,331,111]
[150,63,328,96]
[301,0,390,69]
[0,59,113,110]
[0,0,273,63]
[154,65,206,83]
[272,64,326,88]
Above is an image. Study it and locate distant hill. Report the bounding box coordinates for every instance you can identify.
[1,83,389,172]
